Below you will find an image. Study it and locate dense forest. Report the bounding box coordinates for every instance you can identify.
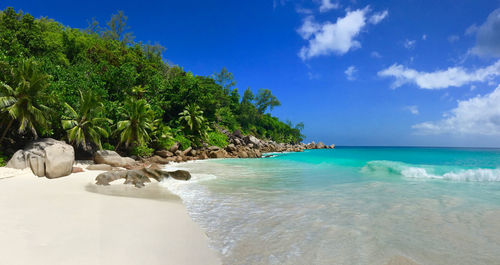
[0,7,304,162]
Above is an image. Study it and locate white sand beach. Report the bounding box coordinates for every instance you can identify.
[0,166,221,265]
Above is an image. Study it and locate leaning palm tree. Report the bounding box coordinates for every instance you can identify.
[61,90,112,151]
[179,104,208,144]
[0,59,51,143]
[115,97,155,149]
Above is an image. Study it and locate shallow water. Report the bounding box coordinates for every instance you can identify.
[162,147,500,265]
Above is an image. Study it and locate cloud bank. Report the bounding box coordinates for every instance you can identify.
[378,60,500,89]
[413,85,500,135]
[471,8,500,58]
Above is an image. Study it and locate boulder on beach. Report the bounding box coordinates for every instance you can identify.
[155,150,173,158]
[6,138,75,178]
[93,150,136,168]
[87,164,113,171]
[95,166,191,188]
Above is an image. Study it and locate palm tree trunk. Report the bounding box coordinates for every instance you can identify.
[0,119,14,144]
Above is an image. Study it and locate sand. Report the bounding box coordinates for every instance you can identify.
[0,165,221,265]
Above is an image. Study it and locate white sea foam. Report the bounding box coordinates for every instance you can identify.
[363,160,500,182]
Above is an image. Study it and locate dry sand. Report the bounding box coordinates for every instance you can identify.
[0,165,221,265]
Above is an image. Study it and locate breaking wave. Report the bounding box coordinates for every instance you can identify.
[362,160,500,182]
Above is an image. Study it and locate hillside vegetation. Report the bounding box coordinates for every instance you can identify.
[0,7,304,157]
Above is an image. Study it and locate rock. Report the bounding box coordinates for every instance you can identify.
[95,167,191,188]
[169,142,180,153]
[175,150,182,156]
[208,146,220,151]
[182,146,193,156]
[232,129,243,139]
[243,135,260,146]
[329,144,335,149]
[198,152,209,160]
[209,149,227,158]
[155,150,173,158]
[225,143,237,152]
[45,143,75,178]
[87,164,113,171]
[72,167,84,173]
[94,150,136,168]
[148,155,170,164]
[5,150,27,169]
[95,171,127,186]
[189,149,197,156]
[6,138,75,178]
[168,170,191,181]
[316,142,326,149]
[237,150,248,158]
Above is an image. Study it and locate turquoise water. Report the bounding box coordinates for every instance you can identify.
[162,147,500,265]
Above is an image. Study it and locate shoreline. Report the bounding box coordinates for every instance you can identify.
[0,165,221,265]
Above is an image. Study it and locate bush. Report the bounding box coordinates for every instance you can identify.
[173,134,192,150]
[207,131,228,148]
[130,145,154,157]
[0,154,7,167]
[102,143,115,151]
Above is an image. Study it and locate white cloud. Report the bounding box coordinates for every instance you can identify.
[368,10,388,24]
[465,24,478,36]
[319,0,339,12]
[371,51,382,58]
[298,7,377,60]
[378,60,500,89]
[404,39,416,49]
[405,105,419,115]
[413,85,500,135]
[471,8,500,57]
[448,35,460,43]
[344,65,357,80]
[422,34,427,40]
[297,16,321,39]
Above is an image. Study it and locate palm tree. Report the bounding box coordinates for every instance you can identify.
[179,104,208,144]
[0,59,51,143]
[115,97,155,148]
[61,90,112,151]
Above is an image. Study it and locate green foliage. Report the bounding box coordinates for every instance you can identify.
[179,104,208,146]
[115,97,156,149]
[207,131,228,148]
[0,152,7,166]
[255,88,281,114]
[102,142,115,151]
[0,59,52,142]
[0,7,305,153]
[130,144,154,157]
[61,89,111,150]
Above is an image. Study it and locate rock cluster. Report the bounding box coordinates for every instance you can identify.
[148,130,334,164]
[6,138,75,178]
[95,164,191,188]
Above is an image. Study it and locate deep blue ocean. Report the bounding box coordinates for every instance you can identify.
[163,147,500,265]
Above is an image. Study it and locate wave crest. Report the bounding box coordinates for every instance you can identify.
[362,160,500,182]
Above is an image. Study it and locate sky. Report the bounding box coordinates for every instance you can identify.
[2,0,500,147]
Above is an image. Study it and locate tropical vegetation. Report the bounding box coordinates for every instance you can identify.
[0,7,305,157]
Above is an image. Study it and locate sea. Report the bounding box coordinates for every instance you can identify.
[161,147,500,265]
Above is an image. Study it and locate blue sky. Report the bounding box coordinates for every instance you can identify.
[3,0,500,147]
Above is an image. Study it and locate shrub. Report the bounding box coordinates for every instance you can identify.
[173,134,192,150]
[130,145,154,157]
[0,155,7,167]
[102,143,115,151]
[207,131,228,148]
